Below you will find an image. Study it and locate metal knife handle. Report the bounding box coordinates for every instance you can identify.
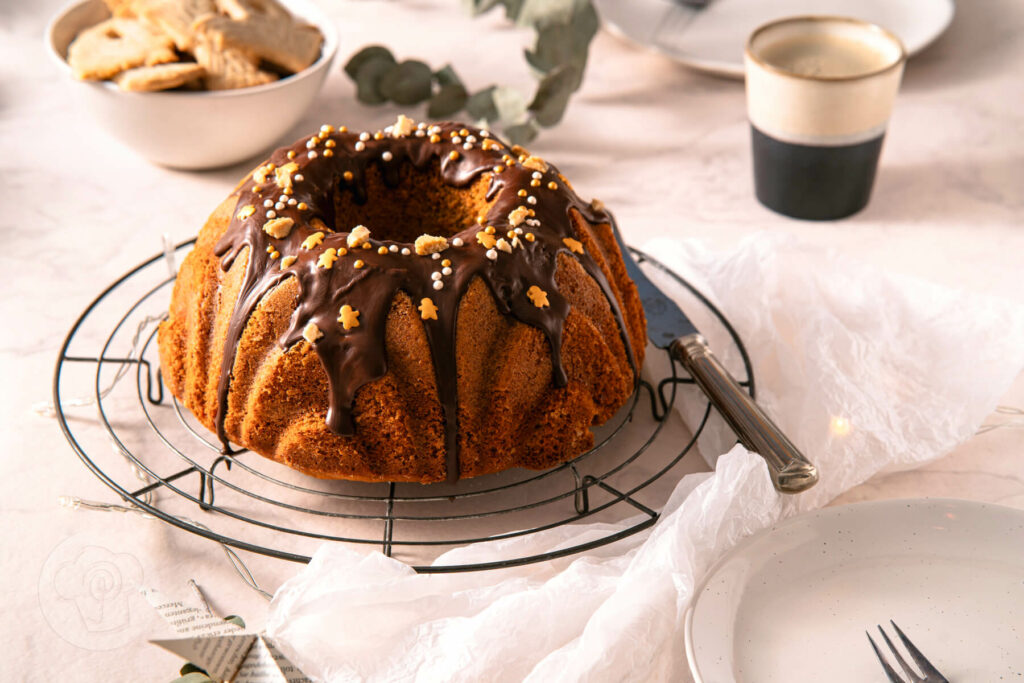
[671,333,818,493]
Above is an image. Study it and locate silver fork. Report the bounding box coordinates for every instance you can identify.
[866,620,950,683]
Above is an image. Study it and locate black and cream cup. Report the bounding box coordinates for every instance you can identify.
[745,17,906,220]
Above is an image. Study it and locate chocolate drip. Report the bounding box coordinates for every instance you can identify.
[213,121,637,481]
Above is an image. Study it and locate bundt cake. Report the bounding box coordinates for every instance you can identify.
[158,116,646,483]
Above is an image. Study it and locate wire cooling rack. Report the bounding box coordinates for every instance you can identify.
[53,239,754,573]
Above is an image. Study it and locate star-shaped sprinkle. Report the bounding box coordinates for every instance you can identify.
[317,248,338,269]
[302,231,325,250]
[337,304,360,330]
[562,237,584,254]
[527,285,549,308]
[419,298,438,320]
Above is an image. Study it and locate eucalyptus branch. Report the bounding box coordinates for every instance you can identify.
[343,0,599,144]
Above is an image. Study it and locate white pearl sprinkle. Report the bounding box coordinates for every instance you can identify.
[275,202,285,210]
[263,199,274,207]
[354,141,365,152]
[294,174,304,182]
[514,227,523,235]
[389,245,398,253]
[266,210,276,218]
[452,237,464,247]
[527,196,537,205]
[401,247,411,255]
[431,271,442,281]
[382,151,393,161]
[415,129,426,137]
[466,135,477,143]
[442,266,452,276]
[359,132,370,141]
[288,198,297,206]
[463,142,473,150]
[306,139,317,149]
[307,151,317,159]
[486,249,498,261]
[417,122,427,130]
[433,280,444,290]
[480,130,490,137]
[452,136,462,144]
[532,172,542,179]
[432,252,441,260]
[279,194,288,202]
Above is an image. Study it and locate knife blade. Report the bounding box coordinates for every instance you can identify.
[611,223,818,494]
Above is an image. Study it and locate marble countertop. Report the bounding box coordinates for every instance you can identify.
[2,0,1022,680]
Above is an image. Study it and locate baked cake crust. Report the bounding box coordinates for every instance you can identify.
[159,117,646,483]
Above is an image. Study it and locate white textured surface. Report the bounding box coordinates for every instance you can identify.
[1,0,1023,680]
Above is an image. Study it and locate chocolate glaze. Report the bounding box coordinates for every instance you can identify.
[213,121,637,482]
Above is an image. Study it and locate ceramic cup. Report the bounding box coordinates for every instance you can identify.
[745,16,906,220]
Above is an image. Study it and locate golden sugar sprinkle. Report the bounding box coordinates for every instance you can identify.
[263,217,295,239]
[302,321,322,343]
[347,225,371,249]
[476,231,497,249]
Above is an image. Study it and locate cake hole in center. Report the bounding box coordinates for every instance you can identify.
[332,160,492,243]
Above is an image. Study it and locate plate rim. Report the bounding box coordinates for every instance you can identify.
[597,0,956,80]
[683,496,1024,682]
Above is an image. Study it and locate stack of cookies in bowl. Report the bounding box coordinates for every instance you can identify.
[67,0,324,92]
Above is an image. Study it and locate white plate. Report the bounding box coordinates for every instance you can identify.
[596,0,955,78]
[684,499,1024,682]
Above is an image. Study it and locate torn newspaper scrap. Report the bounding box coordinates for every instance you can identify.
[142,585,310,683]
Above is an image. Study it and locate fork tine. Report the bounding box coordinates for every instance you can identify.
[867,631,906,683]
[889,621,950,683]
[878,625,924,683]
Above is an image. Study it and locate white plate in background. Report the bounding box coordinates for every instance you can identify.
[684,498,1024,682]
[596,0,955,78]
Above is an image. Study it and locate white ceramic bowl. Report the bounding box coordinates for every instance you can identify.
[47,0,338,169]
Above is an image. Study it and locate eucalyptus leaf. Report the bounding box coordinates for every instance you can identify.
[344,45,395,79]
[428,84,468,118]
[434,64,463,88]
[492,86,528,124]
[179,663,207,676]
[353,57,396,105]
[379,60,434,105]
[341,2,599,142]
[466,86,498,121]
[223,615,245,629]
[469,0,525,21]
[528,64,579,126]
[171,673,215,683]
[517,0,583,28]
[504,120,539,145]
